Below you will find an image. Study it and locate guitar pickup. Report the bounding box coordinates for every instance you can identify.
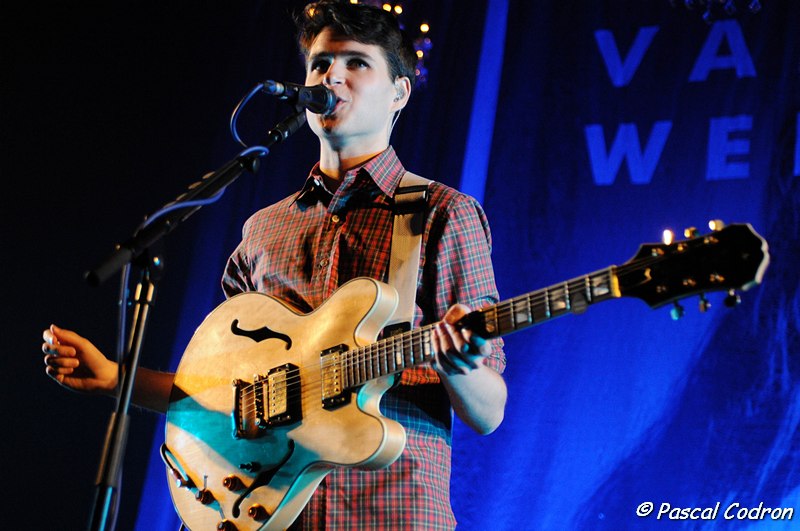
[231,364,301,439]
[320,344,351,410]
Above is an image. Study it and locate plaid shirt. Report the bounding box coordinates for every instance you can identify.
[222,146,505,530]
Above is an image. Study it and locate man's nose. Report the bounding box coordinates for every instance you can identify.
[323,60,345,85]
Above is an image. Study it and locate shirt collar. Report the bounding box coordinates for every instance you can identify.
[293,146,406,207]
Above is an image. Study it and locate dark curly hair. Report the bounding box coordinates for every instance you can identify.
[295,1,418,89]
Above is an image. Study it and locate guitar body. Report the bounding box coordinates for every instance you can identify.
[164,277,407,530]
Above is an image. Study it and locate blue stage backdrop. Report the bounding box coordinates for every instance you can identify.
[128,1,798,529]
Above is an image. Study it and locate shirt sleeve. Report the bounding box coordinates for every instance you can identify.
[420,185,507,375]
[221,216,257,298]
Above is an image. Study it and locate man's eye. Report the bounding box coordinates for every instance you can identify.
[311,60,330,72]
[348,58,368,68]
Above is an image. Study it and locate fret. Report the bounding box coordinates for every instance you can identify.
[388,336,397,372]
[394,336,405,370]
[371,343,379,379]
[513,294,533,330]
[366,345,374,380]
[496,299,515,335]
[544,288,552,319]
[379,341,388,376]
[584,275,592,303]
[589,268,617,301]
[353,348,360,383]
[357,348,364,385]
[339,352,353,388]
[365,345,373,381]
[403,332,413,368]
[420,328,432,362]
[352,348,360,385]
[528,290,544,323]
[482,306,499,336]
[340,351,348,389]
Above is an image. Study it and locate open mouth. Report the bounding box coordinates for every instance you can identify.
[324,98,346,117]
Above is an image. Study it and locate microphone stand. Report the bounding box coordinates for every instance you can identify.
[85,108,307,531]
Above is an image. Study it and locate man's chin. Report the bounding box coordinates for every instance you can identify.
[318,116,343,135]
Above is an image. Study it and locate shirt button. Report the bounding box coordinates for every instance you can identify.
[331,214,340,224]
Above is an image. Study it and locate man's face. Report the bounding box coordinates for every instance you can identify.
[304,27,401,151]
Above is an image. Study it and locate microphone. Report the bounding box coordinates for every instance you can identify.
[262,80,336,115]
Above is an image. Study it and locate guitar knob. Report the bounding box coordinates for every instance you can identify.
[222,474,244,491]
[217,520,238,531]
[248,504,270,521]
[671,301,685,320]
[683,226,698,238]
[724,289,742,307]
[698,294,711,313]
[239,461,261,472]
[195,488,214,505]
[708,219,725,230]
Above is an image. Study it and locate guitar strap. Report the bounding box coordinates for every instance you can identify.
[386,171,431,329]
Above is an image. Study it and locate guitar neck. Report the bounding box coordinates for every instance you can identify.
[340,267,620,389]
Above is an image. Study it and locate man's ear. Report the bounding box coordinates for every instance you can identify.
[391,76,412,111]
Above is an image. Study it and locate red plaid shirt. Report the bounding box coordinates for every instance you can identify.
[222,146,505,530]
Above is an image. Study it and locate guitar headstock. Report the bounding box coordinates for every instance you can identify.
[618,222,769,312]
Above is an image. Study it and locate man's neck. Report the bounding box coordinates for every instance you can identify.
[317,145,387,190]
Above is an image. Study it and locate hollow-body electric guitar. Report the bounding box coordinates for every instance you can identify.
[163,222,769,530]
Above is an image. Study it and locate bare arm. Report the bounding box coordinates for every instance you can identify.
[42,324,174,414]
[431,304,507,435]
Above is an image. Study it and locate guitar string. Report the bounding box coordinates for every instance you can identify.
[236,252,692,416]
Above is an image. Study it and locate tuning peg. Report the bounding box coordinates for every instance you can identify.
[724,289,742,307]
[684,226,698,238]
[708,219,725,231]
[670,301,685,320]
[699,294,711,312]
[662,229,674,245]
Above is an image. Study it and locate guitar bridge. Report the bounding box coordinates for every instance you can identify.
[231,363,301,439]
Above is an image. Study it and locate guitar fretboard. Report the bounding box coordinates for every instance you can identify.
[337,267,620,390]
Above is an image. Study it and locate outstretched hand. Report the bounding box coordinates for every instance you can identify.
[42,325,118,395]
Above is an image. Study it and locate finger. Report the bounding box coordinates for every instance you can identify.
[444,323,470,354]
[453,349,479,369]
[41,342,76,357]
[442,324,482,369]
[44,353,80,369]
[434,323,480,371]
[43,327,60,345]
[49,324,77,346]
[443,304,471,325]
[434,322,456,353]
[462,329,490,356]
[437,353,466,375]
[431,328,462,375]
[45,365,69,383]
[434,348,467,375]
